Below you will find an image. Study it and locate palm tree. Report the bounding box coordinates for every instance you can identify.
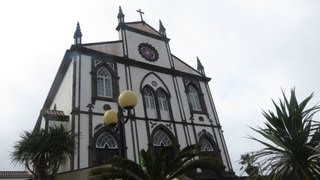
[89,144,224,180]
[11,125,77,180]
[239,153,260,179]
[250,89,320,179]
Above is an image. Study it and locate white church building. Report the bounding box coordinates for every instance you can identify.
[34,7,235,179]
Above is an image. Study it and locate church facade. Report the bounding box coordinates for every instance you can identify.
[35,7,234,178]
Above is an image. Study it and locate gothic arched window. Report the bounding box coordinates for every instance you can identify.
[151,128,176,166]
[97,67,112,98]
[153,130,172,146]
[157,90,170,120]
[143,88,157,118]
[188,85,202,111]
[198,135,221,177]
[95,132,118,165]
[200,138,214,152]
[96,132,118,149]
[157,91,169,111]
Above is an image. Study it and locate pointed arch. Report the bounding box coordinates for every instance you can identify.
[188,84,202,111]
[200,138,214,152]
[142,85,157,119]
[91,61,119,103]
[97,66,112,97]
[91,126,120,165]
[140,72,173,120]
[143,87,157,110]
[156,88,171,120]
[184,81,207,114]
[198,131,220,157]
[150,124,177,146]
[96,132,118,149]
[150,125,178,165]
[198,130,224,177]
[157,90,169,111]
[139,72,171,97]
[153,130,172,146]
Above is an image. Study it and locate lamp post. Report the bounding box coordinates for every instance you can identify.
[103,90,138,158]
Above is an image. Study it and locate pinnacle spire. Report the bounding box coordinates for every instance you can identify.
[197,57,205,75]
[117,6,125,23]
[159,20,166,37]
[73,22,82,45]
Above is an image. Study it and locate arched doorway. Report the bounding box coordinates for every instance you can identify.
[94,131,119,165]
[150,125,177,165]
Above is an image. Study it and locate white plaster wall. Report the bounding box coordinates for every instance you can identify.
[79,55,93,111]
[79,114,89,168]
[75,55,80,108]
[127,120,139,162]
[199,82,217,126]
[141,73,168,91]
[117,63,128,91]
[74,115,78,169]
[49,59,73,115]
[58,159,70,174]
[175,124,188,148]
[126,30,171,68]
[124,120,134,161]
[192,114,210,126]
[176,77,191,119]
[40,117,46,129]
[135,120,148,152]
[45,58,74,173]
[171,77,186,122]
[93,100,118,114]
[126,67,148,118]
[92,115,104,135]
[186,125,196,144]
[215,128,230,171]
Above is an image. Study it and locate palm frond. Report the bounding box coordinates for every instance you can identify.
[250,89,320,179]
[168,156,224,179]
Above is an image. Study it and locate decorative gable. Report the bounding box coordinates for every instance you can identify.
[126,22,163,37]
[172,55,203,76]
[83,41,124,57]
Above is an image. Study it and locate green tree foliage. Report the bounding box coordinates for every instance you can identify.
[89,144,224,180]
[250,89,320,179]
[11,125,77,180]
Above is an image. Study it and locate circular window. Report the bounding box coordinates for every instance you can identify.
[138,43,159,62]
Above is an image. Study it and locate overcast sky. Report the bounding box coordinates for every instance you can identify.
[1,0,320,176]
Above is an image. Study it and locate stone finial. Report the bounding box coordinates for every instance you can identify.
[117,6,125,23]
[159,20,166,37]
[73,22,82,45]
[197,57,205,75]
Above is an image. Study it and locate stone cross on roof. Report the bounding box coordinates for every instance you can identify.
[136,9,145,21]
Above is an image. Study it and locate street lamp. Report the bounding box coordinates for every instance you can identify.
[103,90,138,157]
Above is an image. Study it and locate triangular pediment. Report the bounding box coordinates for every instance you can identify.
[82,41,124,57]
[125,21,163,37]
[172,55,203,76]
